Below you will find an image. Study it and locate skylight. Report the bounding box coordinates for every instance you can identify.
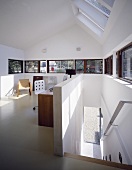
[71,0,115,37]
[103,0,115,8]
[85,0,111,17]
[79,9,104,31]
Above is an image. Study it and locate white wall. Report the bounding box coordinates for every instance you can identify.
[103,0,132,57]
[24,24,102,60]
[24,73,71,89]
[53,74,83,156]
[0,74,24,97]
[0,44,25,98]
[53,74,103,156]
[101,75,132,165]
[0,44,24,76]
[83,74,102,107]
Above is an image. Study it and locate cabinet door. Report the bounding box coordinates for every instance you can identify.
[38,94,53,127]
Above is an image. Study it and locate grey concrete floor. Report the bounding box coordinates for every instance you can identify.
[83,107,100,144]
[0,93,119,170]
[81,107,101,159]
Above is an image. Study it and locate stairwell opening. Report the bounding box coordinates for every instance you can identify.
[81,107,103,159]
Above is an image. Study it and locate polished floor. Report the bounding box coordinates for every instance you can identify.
[0,93,119,170]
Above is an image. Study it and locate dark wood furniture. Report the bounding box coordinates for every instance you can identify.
[33,76,43,91]
[38,90,53,127]
[66,69,76,78]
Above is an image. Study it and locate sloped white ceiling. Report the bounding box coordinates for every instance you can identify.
[0,0,75,49]
[0,0,127,50]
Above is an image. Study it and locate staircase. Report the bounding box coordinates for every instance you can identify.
[64,152,132,170]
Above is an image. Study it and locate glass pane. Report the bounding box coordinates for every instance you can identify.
[122,48,132,80]
[25,61,38,73]
[86,59,103,74]
[49,60,74,73]
[116,58,118,75]
[85,0,111,16]
[8,59,23,74]
[40,61,46,73]
[76,60,84,73]
[103,0,115,8]
[105,56,113,75]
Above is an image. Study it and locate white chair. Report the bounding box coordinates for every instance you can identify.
[33,80,45,110]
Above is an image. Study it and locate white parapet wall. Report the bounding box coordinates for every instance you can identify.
[0,74,25,98]
[53,74,84,156]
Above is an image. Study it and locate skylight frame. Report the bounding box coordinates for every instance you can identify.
[84,0,110,18]
[79,8,105,31]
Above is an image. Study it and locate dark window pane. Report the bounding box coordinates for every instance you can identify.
[116,57,118,75]
[25,61,39,73]
[86,59,103,74]
[40,61,46,73]
[122,47,132,80]
[105,56,113,75]
[76,60,84,73]
[8,59,23,74]
[49,60,74,73]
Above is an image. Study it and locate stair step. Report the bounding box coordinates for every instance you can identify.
[64,152,132,170]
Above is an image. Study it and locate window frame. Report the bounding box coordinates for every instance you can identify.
[104,55,113,75]
[75,59,84,73]
[47,60,75,73]
[25,60,46,73]
[85,59,103,74]
[117,42,132,82]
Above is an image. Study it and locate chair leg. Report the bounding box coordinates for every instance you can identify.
[29,89,31,96]
[33,106,38,110]
[17,90,19,97]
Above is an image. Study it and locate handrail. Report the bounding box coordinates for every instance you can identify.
[103,101,132,136]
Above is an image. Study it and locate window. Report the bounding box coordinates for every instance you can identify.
[122,47,132,80]
[105,56,113,75]
[25,61,38,73]
[86,59,103,74]
[40,61,46,73]
[47,60,74,73]
[71,0,115,36]
[76,60,84,73]
[25,60,46,73]
[117,42,132,82]
[79,9,104,31]
[8,59,23,74]
[85,0,111,16]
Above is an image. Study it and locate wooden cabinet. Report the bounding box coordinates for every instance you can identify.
[38,91,53,127]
